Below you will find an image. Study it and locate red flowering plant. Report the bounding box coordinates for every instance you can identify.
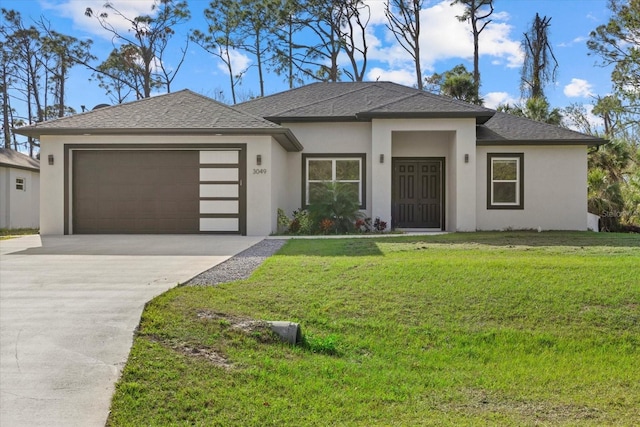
[319,218,335,234]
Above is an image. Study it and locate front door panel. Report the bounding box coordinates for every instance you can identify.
[393,159,444,229]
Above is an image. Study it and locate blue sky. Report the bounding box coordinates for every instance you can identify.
[7,0,613,124]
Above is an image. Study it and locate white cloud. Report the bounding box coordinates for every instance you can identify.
[478,22,523,68]
[564,78,594,98]
[419,1,472,68]
[366,67,417,87]
[483,91,518,109]
[367,1,522,72]
[45,0,157,41]
[216,50,252,76]
[363,0,388,26]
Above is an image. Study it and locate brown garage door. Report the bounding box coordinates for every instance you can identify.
[73,150,199,234]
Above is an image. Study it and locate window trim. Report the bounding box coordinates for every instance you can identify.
[487,153,524,210]
[302,153,366,209]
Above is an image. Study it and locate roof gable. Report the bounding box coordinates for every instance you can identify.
[17,90,281,131]
[0,148,40,172]
[14,90,302,151]
[237,82,493,123]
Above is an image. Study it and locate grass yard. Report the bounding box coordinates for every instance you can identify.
[0,228,38,240]
[108,232,640,426]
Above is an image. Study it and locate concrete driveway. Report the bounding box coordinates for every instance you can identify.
[0,234,263,427]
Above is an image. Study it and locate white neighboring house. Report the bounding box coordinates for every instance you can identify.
[0,148,40,229]
[15,82,605,236]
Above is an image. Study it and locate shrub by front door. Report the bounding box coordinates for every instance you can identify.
[392,158,444,229]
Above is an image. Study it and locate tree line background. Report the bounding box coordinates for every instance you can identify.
[1,0,638,229]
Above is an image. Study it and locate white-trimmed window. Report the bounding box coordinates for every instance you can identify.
[487,153,524,209]
[303,154,366,208]
[15,177,26,191]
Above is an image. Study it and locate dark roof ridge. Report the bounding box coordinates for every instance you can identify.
[183,89,281,128]
[237,81,414,108]
[363,90,494,114]
[260,83,391,118]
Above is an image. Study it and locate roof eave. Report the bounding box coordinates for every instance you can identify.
[476,138,607,147]
[357,111,494,124]
[0,162,40,172]
[14,127,304,152]
[265,116,362,124]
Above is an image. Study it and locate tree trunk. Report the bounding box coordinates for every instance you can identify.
[256,38,264,97]
[225,48,237,104]
[414,2,422,90]
[58,61,66,118]
[2,62,11,149]
[472,16,480,98]
[288,15,294,89]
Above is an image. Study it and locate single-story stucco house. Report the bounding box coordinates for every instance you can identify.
[15,82,605,235]
[0,148,40,229]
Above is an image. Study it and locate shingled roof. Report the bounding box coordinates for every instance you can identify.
[14,90,303,151]
[14,84,604,149]
[237,81,495,123]
[0,148,40,172]
[238,82,603,145]
[478,112,606,146]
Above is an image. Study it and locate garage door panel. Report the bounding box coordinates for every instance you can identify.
[73,149,244,234]
[73,150,201,234]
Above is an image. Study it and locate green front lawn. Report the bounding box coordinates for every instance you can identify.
[108,232,640,426]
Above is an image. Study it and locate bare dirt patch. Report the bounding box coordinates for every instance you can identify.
[196,310,280,343]
[175,342,234,370]
[145,334,235,370]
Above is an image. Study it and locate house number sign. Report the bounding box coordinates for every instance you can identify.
[253,168,268,175]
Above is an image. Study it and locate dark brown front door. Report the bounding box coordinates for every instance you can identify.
[392,158,444,229]
[73,150,200,234]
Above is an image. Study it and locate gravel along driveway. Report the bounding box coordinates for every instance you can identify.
[187,239,286,285]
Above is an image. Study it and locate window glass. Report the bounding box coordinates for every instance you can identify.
[336,160,360,180]
[308,160,332,180]
[488,154,523,209]
[492,160,517,180]
[304,156,364,207]
[493,182,516,203]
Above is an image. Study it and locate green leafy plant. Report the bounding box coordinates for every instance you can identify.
[277,208,290,234]
[289,209,313,235]
[307,181,362,233]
